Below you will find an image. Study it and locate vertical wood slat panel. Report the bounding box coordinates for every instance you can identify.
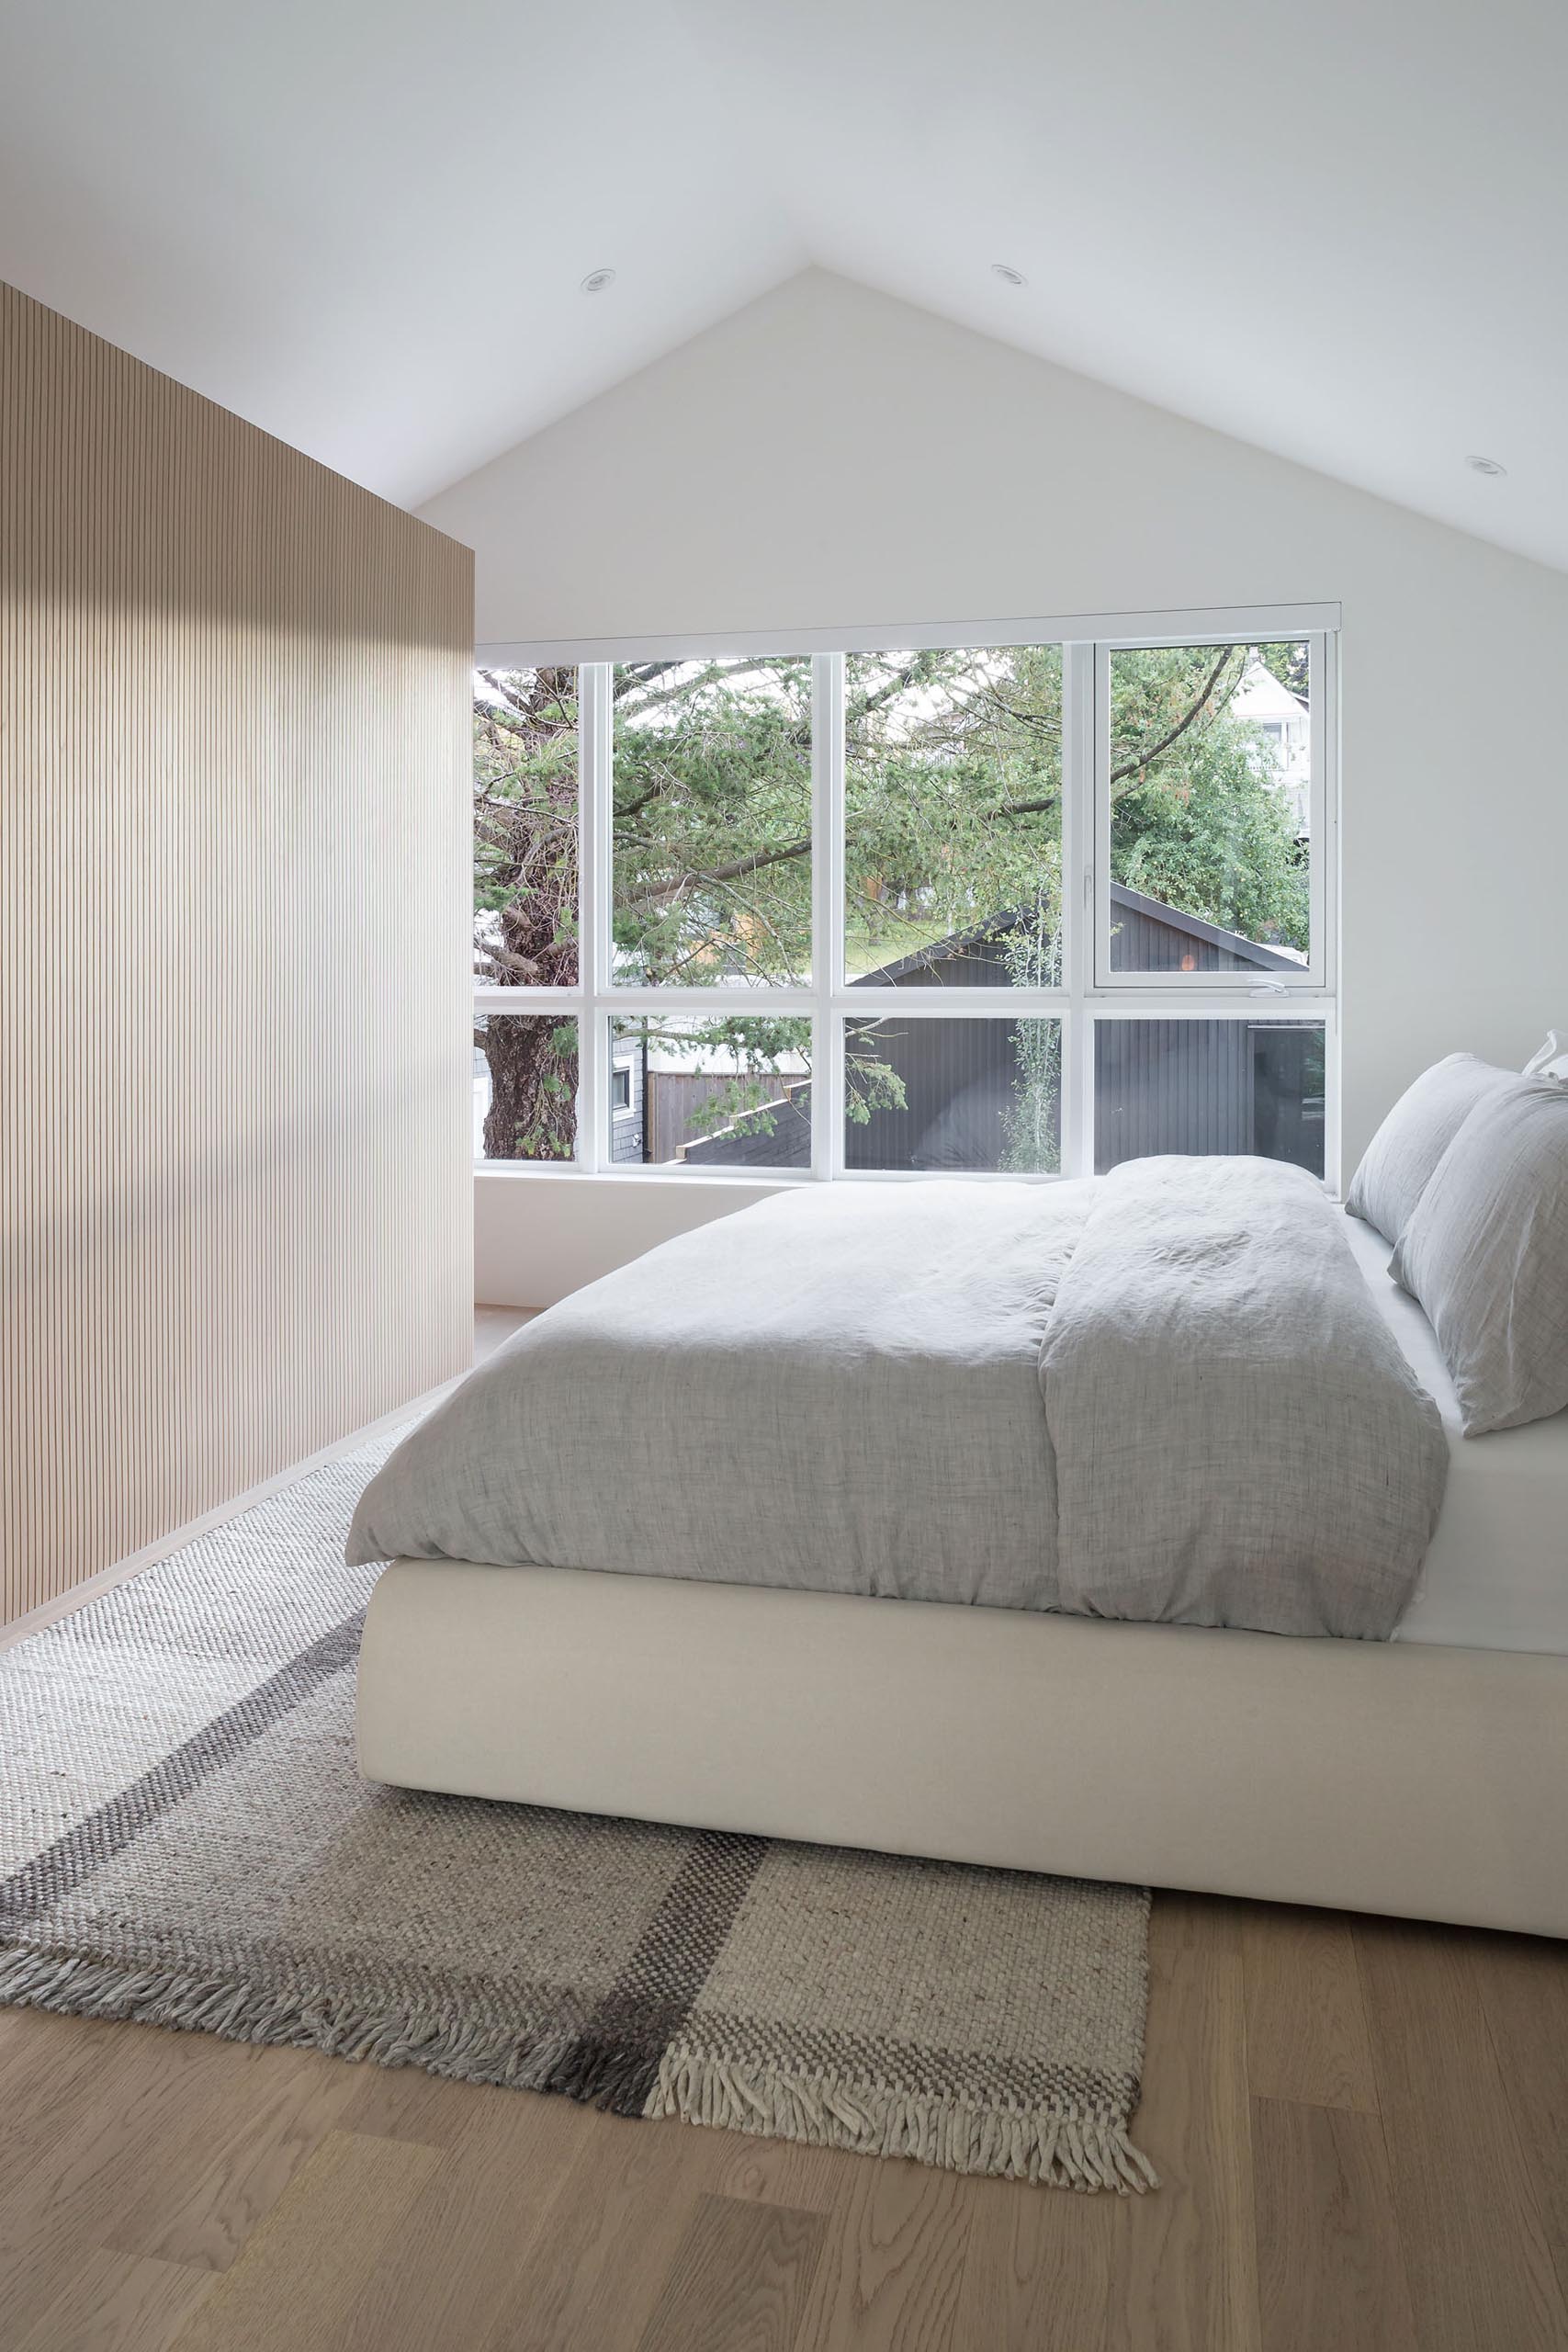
[0,279,474,1628]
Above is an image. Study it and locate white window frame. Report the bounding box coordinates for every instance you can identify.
[474,601,1340,1190]
[1091,631,1335,995]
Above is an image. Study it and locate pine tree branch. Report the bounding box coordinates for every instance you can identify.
[1109,645,1242,786]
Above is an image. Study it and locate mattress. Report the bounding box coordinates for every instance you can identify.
[1343,1211,1568,1654]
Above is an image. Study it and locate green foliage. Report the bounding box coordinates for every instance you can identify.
[613,661,813,985]
[626,1015,811,1143]
[475,639,1311,1160]
[473,667,579,986]
[1257,639,1310,704]
[844,643,1064,983]
[998,910,1064,1174]
[1109,645,1309,953]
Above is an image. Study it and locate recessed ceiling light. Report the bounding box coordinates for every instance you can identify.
[990,262,1027,287]
[1465,453,1507,477]
[580,268,616,295]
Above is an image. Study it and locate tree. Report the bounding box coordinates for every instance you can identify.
[1257,639,1310,705]
[1109,645,1309,953]
[473,667,579,1160]
[473,642,1308,1160]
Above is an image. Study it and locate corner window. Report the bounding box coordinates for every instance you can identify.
[472,613,1337,1184]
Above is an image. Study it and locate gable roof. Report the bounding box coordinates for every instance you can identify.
[856,884,1305,989]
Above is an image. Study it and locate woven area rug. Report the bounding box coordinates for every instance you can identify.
[0,1439,1156,2193]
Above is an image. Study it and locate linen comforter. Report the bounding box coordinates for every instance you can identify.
[347,1158,1450,1640]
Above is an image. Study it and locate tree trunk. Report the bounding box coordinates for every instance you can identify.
[480,1014,577,1161]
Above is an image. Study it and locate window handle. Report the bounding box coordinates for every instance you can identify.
[1249,981,1289,997]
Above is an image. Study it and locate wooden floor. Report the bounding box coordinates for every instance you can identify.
[5,1890,1568,2352]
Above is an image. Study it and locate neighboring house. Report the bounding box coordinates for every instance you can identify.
[635,884,1324,1176]
[607,1033,646,1165]
[1232,659,1312,835]
[626,1030,810,1167]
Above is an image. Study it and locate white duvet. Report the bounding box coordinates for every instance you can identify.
[348,1159,1449,1639]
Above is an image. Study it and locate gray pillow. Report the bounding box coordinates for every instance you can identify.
[1391,1080,1568,1435]
[1346,1053,1519,1243]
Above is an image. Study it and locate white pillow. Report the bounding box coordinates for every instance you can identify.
[1392,1081,1568,1435]
[1345,1054,1519,1244]
[1524,1032,1568,1083]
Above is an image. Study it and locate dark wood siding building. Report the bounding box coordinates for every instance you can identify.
[628,884,1323,1177]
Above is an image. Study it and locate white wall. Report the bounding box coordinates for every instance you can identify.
[475,1170,793,1308]
[424,269,1568,1306]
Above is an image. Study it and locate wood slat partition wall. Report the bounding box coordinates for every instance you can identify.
[0,281,474,1629]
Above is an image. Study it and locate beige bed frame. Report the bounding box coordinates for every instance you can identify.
[356,1558,1568,1940]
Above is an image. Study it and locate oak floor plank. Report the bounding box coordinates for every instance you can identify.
[0,2009,226,2203]
[16,2246,216,2352]
[330,2093,588,2352]
[1104,1894,1261,2352]
[1356,1917,1568,2352]
[163,2130,442,2352]
[704,2128,875,2218]
[792,2153,972,2352]
[1469,1928,1568,2299]
[105,2046,358,2269]
[956,2171,1115,2352]
[475,2101,731,2352]
[636,2190,828,2352]
[1241,1905,1380,2114]
[0,2020,303,2343]
[1250,2096,1416,2352]
[333,2049,516,2148]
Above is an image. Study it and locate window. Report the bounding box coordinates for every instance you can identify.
[472,612,1337,1183]
[1097,641,1321,983]
[1094,1019,1325,1178]
[843,647,1063,989]
[845,1017,1063,1173]
[611,1015,812,1170]
[612,660,812,987]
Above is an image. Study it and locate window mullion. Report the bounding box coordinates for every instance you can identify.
[1309,630,1333,996]
[579,662,612,1171]
[1061,642,1094,1179]
[813,651,845,1179]
[1089,643,1113,994]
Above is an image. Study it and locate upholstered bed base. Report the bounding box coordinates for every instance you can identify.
[356,1559,1568,1940]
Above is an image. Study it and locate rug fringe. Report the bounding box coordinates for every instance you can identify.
[648,2052,1158,2193]
[0,1944,1156,2192]
[0,1943,620,2103]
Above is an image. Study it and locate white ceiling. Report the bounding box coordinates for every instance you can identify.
[2,0,1564,570]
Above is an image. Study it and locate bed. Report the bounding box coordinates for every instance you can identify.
[351,1157,1568,1939]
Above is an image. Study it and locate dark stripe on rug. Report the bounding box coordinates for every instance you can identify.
[0,1608,365,1933]
[542,1826,768,2117]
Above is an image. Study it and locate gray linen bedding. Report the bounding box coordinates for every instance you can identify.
[348,1159,1449,1639]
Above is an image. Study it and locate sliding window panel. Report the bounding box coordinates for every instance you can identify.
[475,1013,579,1163]
[1093,1018,1326,1177]
[473,664,580,988]
[1100,640,1313,982]
[843,1015,1063,1174]
[610,658,814,987]
[610,1015,813,1170]
[843,647,1065,989]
